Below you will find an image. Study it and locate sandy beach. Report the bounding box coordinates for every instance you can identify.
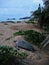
[0,22,49,65]
[0,22,43,46]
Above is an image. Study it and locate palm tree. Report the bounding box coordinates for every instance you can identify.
[31,0,49,29]
[30,4,44,28]
[43,0,49,7]
[31,4,42,19]
[42,0,49,29]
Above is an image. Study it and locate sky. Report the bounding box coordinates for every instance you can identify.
[0,0,43,21]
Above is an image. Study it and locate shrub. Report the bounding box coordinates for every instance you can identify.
[18,52,28,59]
[0,46,17,65]
[0,46,28,65]
[24,30,45,47]
[13,30,45,47]
[13,30,24,36]
[25,21,36,24]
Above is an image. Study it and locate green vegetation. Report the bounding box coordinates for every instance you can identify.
[0,45,28,65]
[30,0,49,30]
[24,30,45,47]
[13,30,45,47]
[0,46,17,56]
[0,46,17,65]
[25,21,36,24]
[18,52,28,59]
[13,30,24,36]
[30,4,43,28]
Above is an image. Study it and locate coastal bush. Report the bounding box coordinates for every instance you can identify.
[18,52,28,59]
[13,30,45,47]
[24,30,45,47]
[0,46,17,65]
[13,30,24,36]
[25,21,36,24]
[0,46,28,65]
